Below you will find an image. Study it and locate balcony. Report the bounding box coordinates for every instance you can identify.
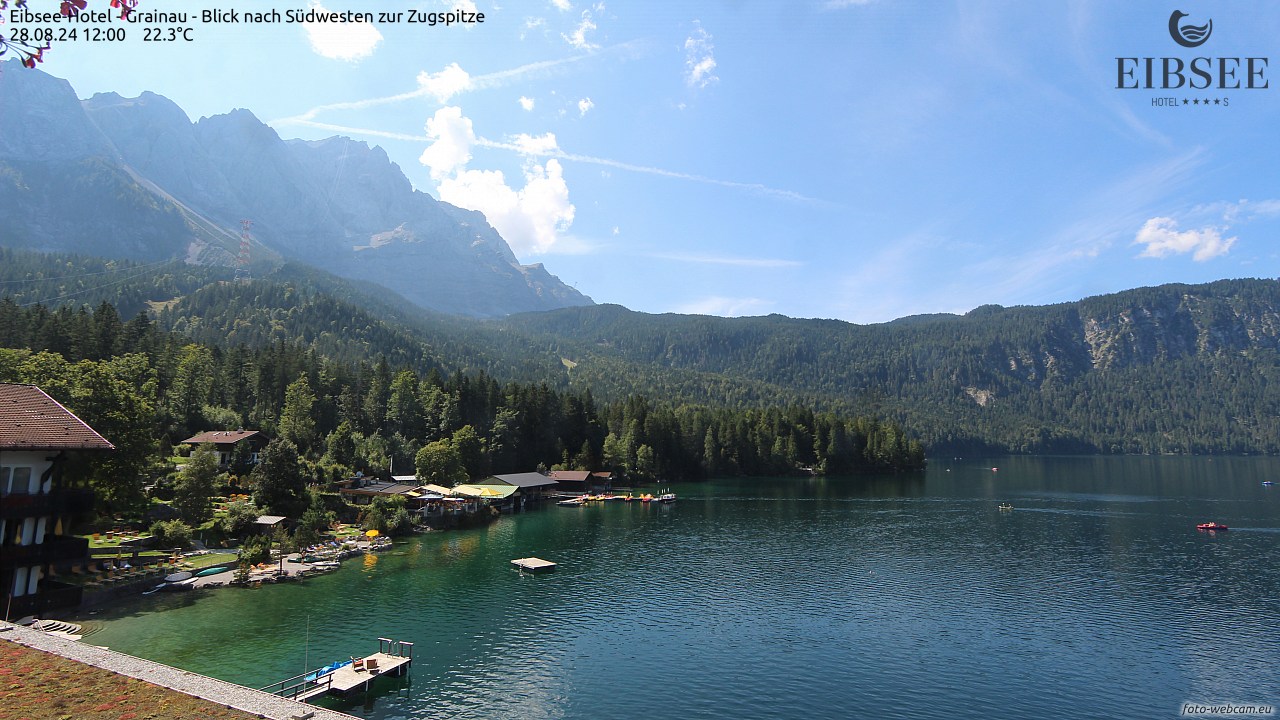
[0,535,90,569]
[0,489,94,520]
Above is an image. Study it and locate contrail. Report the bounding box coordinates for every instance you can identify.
[271,41,646,125]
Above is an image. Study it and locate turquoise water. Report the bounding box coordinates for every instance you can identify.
[81,457,1280,719]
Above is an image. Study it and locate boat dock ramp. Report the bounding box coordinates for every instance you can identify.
[262,638,413,704]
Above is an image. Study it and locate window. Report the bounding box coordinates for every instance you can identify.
[11,467,32,495]
[0,467,9,495]
[12,567,28,598]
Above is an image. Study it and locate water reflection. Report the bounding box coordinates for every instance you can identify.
[81,457,1280,720]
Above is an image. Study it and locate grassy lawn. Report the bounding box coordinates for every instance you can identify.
[85,532,152,550]
[0,641,260,720]
[183,552,238,570]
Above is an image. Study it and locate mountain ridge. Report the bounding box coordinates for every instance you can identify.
[0,63,592,317]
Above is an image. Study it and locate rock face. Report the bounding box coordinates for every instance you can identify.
[0,63,593,317]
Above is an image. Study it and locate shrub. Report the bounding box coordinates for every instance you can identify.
[149,519,193,549]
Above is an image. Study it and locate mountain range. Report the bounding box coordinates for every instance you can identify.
[2,66,1279,456]
[0,63,591,317]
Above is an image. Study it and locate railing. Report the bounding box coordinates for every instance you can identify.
[378,637,414,659]
[259,669,333,701]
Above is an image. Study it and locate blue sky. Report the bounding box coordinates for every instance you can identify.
[20,0,1280,322]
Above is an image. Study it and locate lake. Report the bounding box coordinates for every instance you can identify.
[80,456,1280,719]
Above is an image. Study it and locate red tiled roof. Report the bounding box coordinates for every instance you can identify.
[0,383,115,451]
[182,430,263,445]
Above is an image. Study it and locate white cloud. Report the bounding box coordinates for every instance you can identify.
[563,10,598,49]
[823,0,877,9]
[301,1,383,61]
[1134,217,1236,261]
[684,21,718,89]
[511,132,561,156]
[417,63,473,104]
[578,97,595,116]
[419,106,476,179]
[674,296,772,317]
[446,0,478,12]
[1219,198,1280,224]
[519,96,536,111]
[438,160,576,256]
[551,0,571,9]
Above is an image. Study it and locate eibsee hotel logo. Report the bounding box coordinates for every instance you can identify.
[1116,9,1270,108]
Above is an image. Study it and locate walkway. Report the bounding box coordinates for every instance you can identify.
[0,621,359,720]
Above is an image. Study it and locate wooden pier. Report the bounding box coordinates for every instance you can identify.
[511,557,557,573]
[264,638,413,704]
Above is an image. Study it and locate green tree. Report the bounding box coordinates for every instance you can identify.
[362,495,414,536]
[67,355,159,516]
[322,420,358,467]
[169,344,215,433]
[415,439,466,485]
[251,438,309,518]
[149,519,194,550]
[295,489,336,549]
[451,424,486,479]
[220,499,262,538]
[173,443,218,524]
[278,374,318,456]
[488,406,521,473]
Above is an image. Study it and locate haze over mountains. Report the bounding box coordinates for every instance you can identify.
[0,64,591,317]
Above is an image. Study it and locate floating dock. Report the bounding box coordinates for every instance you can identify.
[511,557,557,573]
[264,638,413,704]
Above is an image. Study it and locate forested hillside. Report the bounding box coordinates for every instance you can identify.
[501,279,1280,454]
[0,254,923,518]
[4,248,1278,457]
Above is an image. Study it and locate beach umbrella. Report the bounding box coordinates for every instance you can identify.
[365,529,380,538]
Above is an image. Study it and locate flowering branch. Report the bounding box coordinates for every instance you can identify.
[0,0,138,68]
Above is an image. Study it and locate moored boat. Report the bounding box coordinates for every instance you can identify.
[998,503,1013,511]
[1196,522,1229,531]
[557,497,585,506]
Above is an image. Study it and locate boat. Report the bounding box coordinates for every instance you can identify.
[557,497,585,506]
[308,561,341,571]
[1263,481,1275,486]
[998,503,1014,511]
[163,571,192,583]
[657,492,676,504]
[195,566,232,577]
[1196,522,1229,531]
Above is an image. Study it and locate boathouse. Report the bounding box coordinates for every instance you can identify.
[548,469,613,493]
[1,383,114,620]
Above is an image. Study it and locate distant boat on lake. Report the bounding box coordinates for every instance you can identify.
[1196,522,1229,531]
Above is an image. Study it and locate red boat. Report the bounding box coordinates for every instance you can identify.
[1196,522,1229,531]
